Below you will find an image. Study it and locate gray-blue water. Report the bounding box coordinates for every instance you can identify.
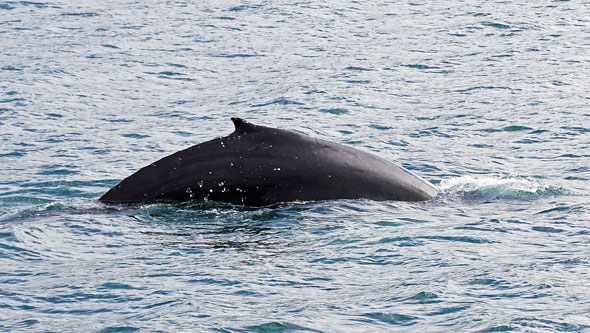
[1,1,589,331]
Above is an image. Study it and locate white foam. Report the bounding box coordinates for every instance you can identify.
[440,175,543,192]
[438,175,561,201]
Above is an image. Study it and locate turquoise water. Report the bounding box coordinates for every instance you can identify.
[1,1,589,331]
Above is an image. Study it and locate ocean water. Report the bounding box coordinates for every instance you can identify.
[1,0,589,331]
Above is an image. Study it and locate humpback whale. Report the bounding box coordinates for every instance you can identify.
[99,118,438,206]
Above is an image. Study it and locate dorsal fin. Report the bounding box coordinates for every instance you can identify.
[231,117,257,132]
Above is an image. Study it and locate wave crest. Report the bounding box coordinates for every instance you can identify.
[438,176,566,202]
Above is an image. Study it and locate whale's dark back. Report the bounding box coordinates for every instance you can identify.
[99,118,438,205]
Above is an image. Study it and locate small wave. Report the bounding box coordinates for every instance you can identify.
[214,53,261,58]
[319,108,348,115]
[228,4,263,12]
[0,198,105,223]
[251,97,304,108]
[438,176,566,202]
[403,64,439,70]
[60,12,99,17]
[241,322,320,332]
[345,66,373,71]
[482,22,511,30]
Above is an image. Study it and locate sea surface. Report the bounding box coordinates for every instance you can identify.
[1,1,590,332]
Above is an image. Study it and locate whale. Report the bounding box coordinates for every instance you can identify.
[99,118,438,206]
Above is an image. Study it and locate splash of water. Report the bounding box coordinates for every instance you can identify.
[438,175,566,202]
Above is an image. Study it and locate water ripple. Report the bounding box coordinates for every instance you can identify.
[1,0,589,331]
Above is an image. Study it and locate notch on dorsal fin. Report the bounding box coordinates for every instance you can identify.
[231,117,257,132]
